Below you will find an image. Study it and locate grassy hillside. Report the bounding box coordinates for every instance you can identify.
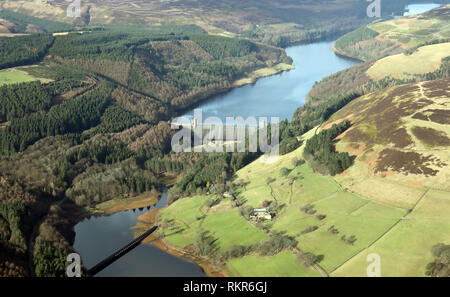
[366,42,450,79]
[308,39,449,105]
[150,78,450,277]
[334,4,450,61]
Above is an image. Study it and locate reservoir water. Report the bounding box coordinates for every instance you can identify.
[72,2,442,277]
[403,3,442,16]
[181,41,359,123]
[73,189,206,276]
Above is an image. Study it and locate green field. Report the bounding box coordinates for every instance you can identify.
[159,195,211,248]
[227,251,320,277]
[235,144,407,273]
[332,190,450,276]
[367,42,450,79]
[160,195,268,251]
[0,69,38,85]
[0,67,55,86]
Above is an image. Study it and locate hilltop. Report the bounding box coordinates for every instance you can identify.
[334,4,450,61]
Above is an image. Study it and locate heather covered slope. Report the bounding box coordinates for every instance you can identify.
[327,78,450,209]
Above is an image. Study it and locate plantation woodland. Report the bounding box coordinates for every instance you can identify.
[0,23,296,276]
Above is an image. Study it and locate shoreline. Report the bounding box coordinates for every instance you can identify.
[329,45,365,63]
[134,208,229,277]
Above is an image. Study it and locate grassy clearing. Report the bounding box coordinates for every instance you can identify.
[226,251,320,277]
[313,191,369,214]
[0,69,38,85]
[161,195,211,227]
[271,206,319,238]
[367,42,450,79]
[159,195,211,248]
[0,66,55,86]
[409,189,450,220]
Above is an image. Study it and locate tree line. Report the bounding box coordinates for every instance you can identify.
[278,92,360,155]
[303,120,354,175]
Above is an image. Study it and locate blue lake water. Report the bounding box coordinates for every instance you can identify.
[404,3,442,16]
[181,41,359,123]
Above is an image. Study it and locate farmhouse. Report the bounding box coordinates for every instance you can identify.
[250,208,273,221]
